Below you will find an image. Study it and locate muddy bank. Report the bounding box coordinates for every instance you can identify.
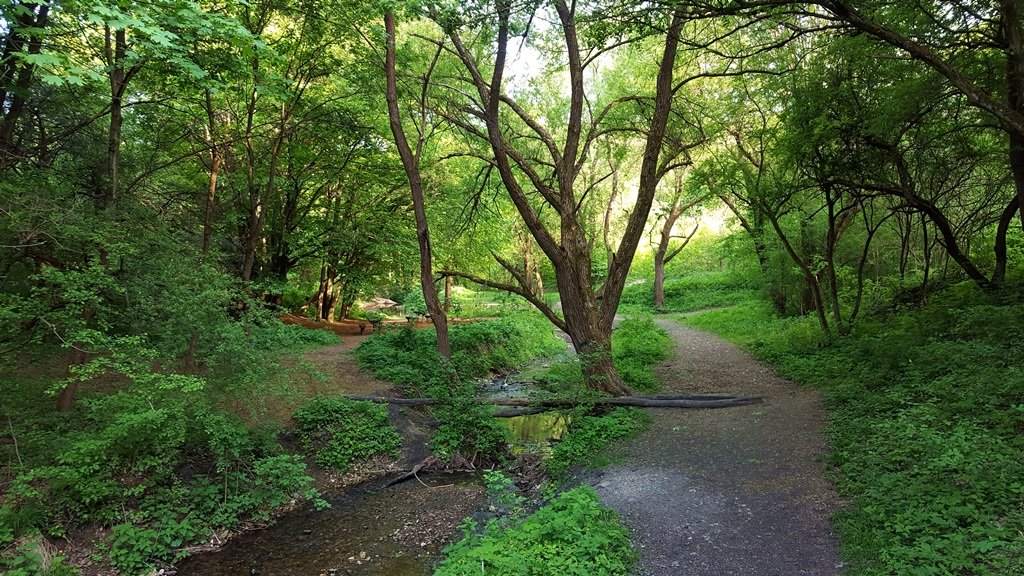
[175,472,483,576]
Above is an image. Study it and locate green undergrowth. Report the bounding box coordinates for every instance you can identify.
[354,314,565,461]
[620,271,761,314]
[611,317,673,393]
[524,316,672,394]
[0,320,335,575]
[292,398,402,471]
[434,486,636,576]
[354,314,566,396]
[681,288,1024,575]
[546,408,650,477]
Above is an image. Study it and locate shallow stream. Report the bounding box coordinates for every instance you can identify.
[175,473,480,576]
[176,377,569,575]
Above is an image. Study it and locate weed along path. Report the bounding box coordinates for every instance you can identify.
[592,318,842,576]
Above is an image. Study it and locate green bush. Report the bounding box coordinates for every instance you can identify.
[1,365,321,573]
[434,487,636,576]
[2,541,76,576]
[292,398,402,471]
[429,396,510,462]
[354,315,563,461]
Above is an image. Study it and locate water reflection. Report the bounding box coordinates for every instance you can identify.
[503,412,572,455]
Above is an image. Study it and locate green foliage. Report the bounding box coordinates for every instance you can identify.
[482,470,527,523]
[354,315,561,460]
[355,314,564,395]
[3,541,76,576]
[434,487,636,576]
[682,287,1024,575]
[429,395,510,462]
[292,398,402,471]
[611,317,673,393]
[620,271,761,314]
[0,338,323,573]
[547,408,650,477]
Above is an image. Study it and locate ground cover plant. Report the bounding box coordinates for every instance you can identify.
[545,408,650,477]
[292,398,402,471]
[620,271,762,314]
[681,286,1024,575]
[433,487,636,576]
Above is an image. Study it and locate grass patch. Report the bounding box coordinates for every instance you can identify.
[681,288,1024,575]
[620,271,761,314]
[434,487,636,576]
[612,317,673,393]
[546,408,650,476]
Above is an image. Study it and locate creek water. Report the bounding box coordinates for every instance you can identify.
[176,378,568,576]
[175,473,479,576]
[503,411,571,455]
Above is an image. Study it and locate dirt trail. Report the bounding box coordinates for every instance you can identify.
[592,318,842,576]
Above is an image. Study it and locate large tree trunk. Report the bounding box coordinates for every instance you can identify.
[384,11,450,359]
[345,394,763,410]
[1001,0,1024,232]
[556,234,631,396]
[440,3,683,394]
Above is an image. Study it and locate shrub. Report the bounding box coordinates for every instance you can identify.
[292,398,402,471]
[435,487,636,576]
[1,366,321,573]
[354,315,563,462]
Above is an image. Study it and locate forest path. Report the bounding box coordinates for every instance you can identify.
[592,318,842,576]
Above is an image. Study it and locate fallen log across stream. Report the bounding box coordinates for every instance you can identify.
[345,394,762,415]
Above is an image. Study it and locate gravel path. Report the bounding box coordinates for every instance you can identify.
[592,318,842,576]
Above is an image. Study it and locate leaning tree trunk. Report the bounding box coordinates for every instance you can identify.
[384,11,450,359]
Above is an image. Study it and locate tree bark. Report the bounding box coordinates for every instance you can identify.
[104,26,132,210]
[0,1,50,167]
[440,3,684,395]
[993,196,1019,283]
[767,209,831,337]
[654,172,702,309]
[202,89,222,253]
[384,11,450,359]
